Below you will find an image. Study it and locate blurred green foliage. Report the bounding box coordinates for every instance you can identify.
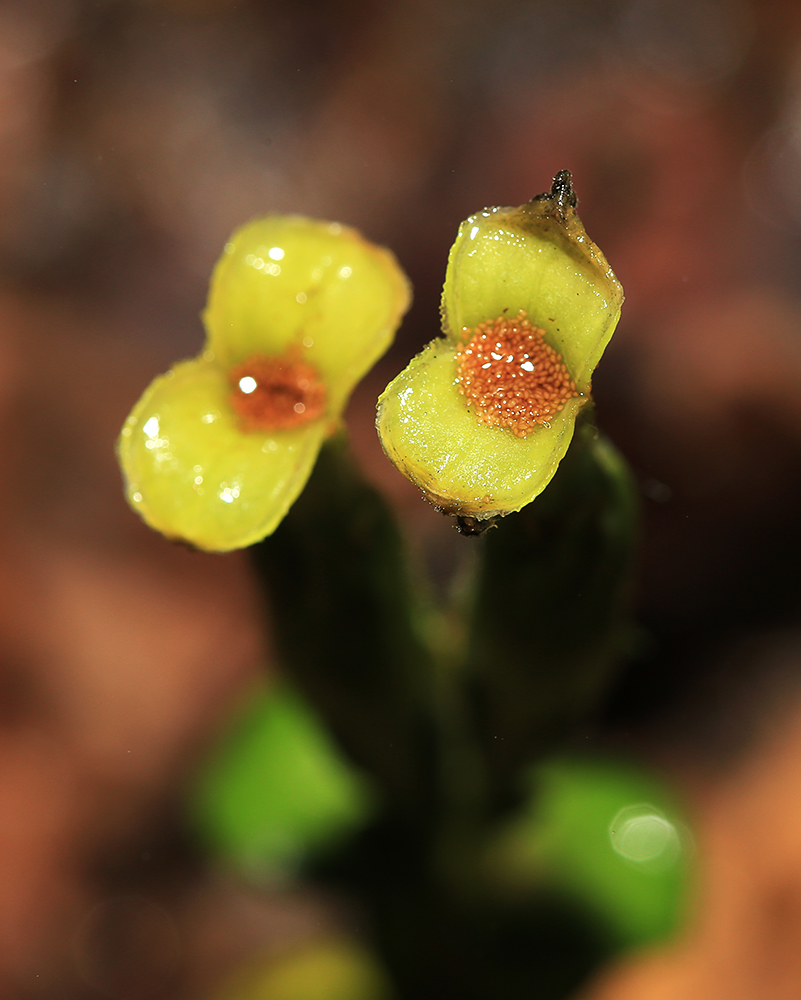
[189,682,374,878]
[488,757,690,949]
[213,940,394,1000]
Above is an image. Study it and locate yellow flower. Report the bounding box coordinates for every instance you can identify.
[377,171,622,526]
[118,216,410,552]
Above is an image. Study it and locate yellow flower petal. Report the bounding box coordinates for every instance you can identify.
[204,216,411,412]
[377,172,623,522]
[119,357,328,551]
[118,216,410,551]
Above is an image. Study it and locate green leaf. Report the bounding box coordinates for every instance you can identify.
[189,682,374,878]
[487,757,691,949]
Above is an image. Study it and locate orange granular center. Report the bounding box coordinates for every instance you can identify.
[228,353,326,431]
[455,311,580,438]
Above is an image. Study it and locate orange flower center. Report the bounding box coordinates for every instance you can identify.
[455,311,580,438]
[229,353,326,431]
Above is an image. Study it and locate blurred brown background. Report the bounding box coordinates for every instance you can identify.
[3,0,801,996]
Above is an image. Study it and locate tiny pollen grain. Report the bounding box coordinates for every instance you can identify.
[455,310,579,438]
[228,352,326,431]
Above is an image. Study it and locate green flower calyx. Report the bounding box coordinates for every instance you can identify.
[118,216,411,552]
[377,170,623,525]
